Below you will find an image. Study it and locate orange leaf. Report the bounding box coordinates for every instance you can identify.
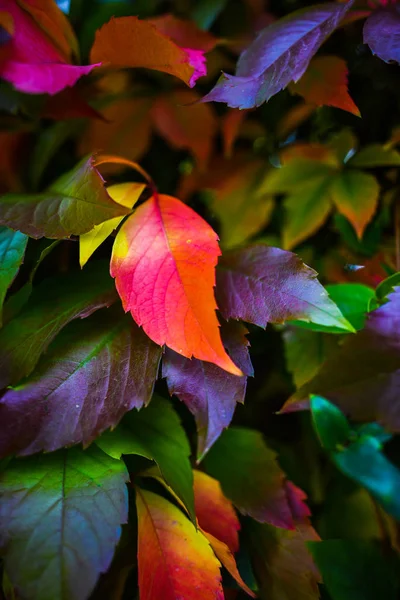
[111,193,242,375]
[203,532,256,598]
[136,488,224,600]
[90,16,206,87]
[148,14,218,52]
[151,89,217,170]
[194,470,240,553]
[221,109,247,158]
[290,56,360,117]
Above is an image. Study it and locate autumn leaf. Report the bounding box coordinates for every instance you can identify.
[91,16,207,88]
[136,488,224,600]
[0,227,27,326]
[0,0,98,94]
[96,395,195,523]
[163,321,252,457]
[80,182,146,268]
[289,56,360,116]
[347,144,400,168]
[147,13,218,53]
[283,288,400,431]
[203,427,309,529]
[202,1,354,108]
[216,244,353,331]
[364,7,400,64]
[0,446,129,600]
[0,261,116,388]
[0,157,130,239]
[0,310,162,457]
[111,193,241,375]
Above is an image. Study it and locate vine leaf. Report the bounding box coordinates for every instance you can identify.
[0,227,28,326]
[202,0,354,108]
[0,310,161,457]
[0,0,98,95]
[364,7,400,64]
[111,193,241,375]
[0,157,130,239]
[0,445,129,600]
[136,488,224,600]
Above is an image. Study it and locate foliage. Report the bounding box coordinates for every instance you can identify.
[0,0,400,599]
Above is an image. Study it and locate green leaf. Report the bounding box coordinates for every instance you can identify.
[0,157,130,239]
[0,260,116,388]
[190,0,228,29]
[348,144,400,168]
[0,227,28,326]
[310,395,351,451]
[96,395,195,523]
[375,273,400,303]
[309,540,400,600]
[330,170,379,239]
[0,445,129,600]
[258,159,334,195]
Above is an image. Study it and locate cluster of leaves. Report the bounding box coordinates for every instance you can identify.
[0,0,400,599]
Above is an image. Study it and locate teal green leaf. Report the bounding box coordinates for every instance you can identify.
[96,395,195,523]
[0,260,116,388]
[310,395,351,451]
[0,446,129,600]
[309,540,400,600]
[0,227,28,326]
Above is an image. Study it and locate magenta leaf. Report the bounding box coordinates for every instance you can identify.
[0,227,28,326]
[0,261,117,389]
[163,321,253,458]
[203,427,310,529]
[202,1,354,108]
[0,310,161,457]
[364,7,400,64]
[284,288,400,430]
[0,157,130,239]
[216,244,353,331]
[0,446,129,600]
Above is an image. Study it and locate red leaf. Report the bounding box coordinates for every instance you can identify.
[90,16,207,88]
[194,470,240,553]
[290,56,360,116]
[111,194,241,375]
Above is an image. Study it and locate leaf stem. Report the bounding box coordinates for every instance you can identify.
[94,154,158,198]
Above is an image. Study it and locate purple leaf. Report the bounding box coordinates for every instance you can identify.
[0,261,117,389]
[283,288,400,430]
[0,446,128,600]
[162,321,253,458]
[216,244,353,331]
[202,0,354,109]
[0,310,161,457]
[364,7,400,64]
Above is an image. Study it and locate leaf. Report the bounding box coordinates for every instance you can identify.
[0,310,161,457]
[348,144,400,168]
[289,55,360,116]
[283,288,400,429]
[0,260,116,388]
[97,395,195,523]
[283,326,339,388]
[151,89,217,170]
[136,488,224,600]
[0,445,129,600]
[0,227,27,326]
[310,395,351,451]
[364,7,400,64]
[163,321,252,457]
[375,272,400,302]
[201,1,354,108]
[0,0,98,95]
[194,470,240,553]
[248,520,321,600]
[309,540,400,600]
[216,244,353,331]
[111,193,241,375]
[330,170,380,239]
[91,16,206,88]
[202,532,256,598]
[203,427,304,528]
[148,14,218,52]
[79,182,146,268]
[0,157,130,239]
[79,98,153,172]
